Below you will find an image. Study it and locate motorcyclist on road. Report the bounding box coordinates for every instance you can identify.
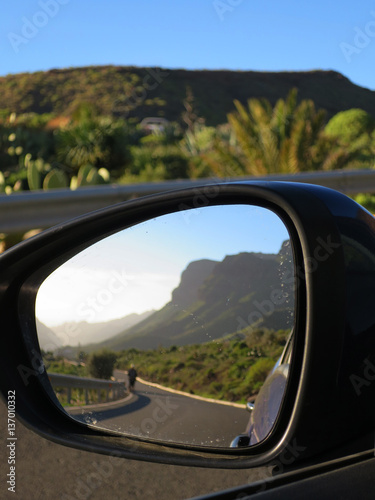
[128,364,137,392]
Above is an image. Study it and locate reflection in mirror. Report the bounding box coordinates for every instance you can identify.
[35,204,295,448]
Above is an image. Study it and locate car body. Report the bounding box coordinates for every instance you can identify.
[231,331,293,448]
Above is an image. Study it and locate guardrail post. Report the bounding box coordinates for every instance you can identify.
[48,373,127,406]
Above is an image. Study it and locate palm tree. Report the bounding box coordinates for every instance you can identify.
[206,89,360,177]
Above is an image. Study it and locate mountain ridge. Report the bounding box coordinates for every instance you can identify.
[92,249,294,351]
[1,66,374,125]
[37,310,155,351]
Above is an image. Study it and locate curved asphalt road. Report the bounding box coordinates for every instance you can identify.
[70,373,249,447]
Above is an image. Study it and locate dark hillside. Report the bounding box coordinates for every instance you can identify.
[1,66,374,125]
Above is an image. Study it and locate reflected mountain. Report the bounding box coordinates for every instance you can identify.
[36,319,65,350]
[40,310,154,352]
[92,246,294,351]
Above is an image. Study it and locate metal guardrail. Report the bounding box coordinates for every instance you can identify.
[1,169,375,234]
[48,372,126,405]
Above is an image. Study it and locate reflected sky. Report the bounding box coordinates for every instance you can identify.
[36,205,290,329]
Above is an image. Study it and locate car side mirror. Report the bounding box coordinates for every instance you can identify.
[1,181,375,469]
[246,402,254,412]
[34,203,295,449]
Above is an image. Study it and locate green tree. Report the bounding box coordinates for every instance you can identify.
[121,143,190,182]
[207,89,363,176]
[56,114,131,174]
[88,349,117,380]
[325,109,375,143]
[325,109,375,169]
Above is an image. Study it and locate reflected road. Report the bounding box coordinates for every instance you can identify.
[69,370,249,447]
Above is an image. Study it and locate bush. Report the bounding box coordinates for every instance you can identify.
[354,193,375,213]
[87,349,117,380]
[123,144,190,181]
[325,109,375,143]
[243,357,275,394]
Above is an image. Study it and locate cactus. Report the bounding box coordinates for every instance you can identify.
[27,159,41,190]
[1,157,110,196]
[98,168,110,183]
[13,180,23,192]
[43,169,69,190]
[76,164,95,187]
[0,172,5,193]
[86,167,101,185]
[70,175,78,190]
[71,164,110,189]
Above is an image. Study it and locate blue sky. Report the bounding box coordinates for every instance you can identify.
[1,0,375,90]
[36,205,290,329]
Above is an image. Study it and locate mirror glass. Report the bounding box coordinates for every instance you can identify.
[35,204,295,448]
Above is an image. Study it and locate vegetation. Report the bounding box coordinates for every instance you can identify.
[43,326,288,405]
[87,349,117,380]
[325,109,375,142]
[206,89,368,176]
[2,66,375,124]
[1,72,374,195]
[42,351,88,377]
[324,109,375,170]
[116,327,289,403]
[354,193,375,213]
